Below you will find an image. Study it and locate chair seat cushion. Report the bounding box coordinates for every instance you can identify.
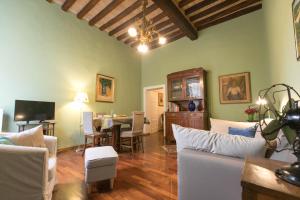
[85,146,118,169]
[120,131,133,138]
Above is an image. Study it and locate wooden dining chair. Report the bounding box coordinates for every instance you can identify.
[120,111,145,154]
[82,112,108,155]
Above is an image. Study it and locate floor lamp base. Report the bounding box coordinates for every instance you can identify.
[75,145,84,153]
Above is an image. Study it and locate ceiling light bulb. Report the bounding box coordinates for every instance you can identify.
[158,37,167,45]
[128,27,137,37]
[137,43,149,53]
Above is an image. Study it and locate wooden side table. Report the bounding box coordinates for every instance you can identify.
[16,122,55,136]
[241,158,300,200]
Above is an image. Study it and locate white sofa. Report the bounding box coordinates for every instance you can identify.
[0,135,57,200]
[176,118,296,200]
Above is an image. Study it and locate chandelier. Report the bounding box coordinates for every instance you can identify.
[127,0,167,53]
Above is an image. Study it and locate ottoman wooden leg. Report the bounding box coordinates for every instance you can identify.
[110,178,114,189]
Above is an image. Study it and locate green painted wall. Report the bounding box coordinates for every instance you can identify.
[0,0,141,148]
[141,10,268,121]
[263,0,300,92]
[1,0,290,148]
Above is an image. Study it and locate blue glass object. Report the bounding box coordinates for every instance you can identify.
[188,100,196,112]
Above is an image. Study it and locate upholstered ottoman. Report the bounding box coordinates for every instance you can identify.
[84,146,118,192]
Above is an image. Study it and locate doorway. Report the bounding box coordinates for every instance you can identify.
[143,85,166,135]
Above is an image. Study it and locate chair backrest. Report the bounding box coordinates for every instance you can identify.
[0,109,3,132]
[132,111,145,135]
[96,112,106,118]
[82,112,94,135]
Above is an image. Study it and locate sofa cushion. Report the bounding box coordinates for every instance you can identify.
[228,126,257,138]
[6,126,45,148]
[173,124,266,159]
[210,118,257,134]
[85,146,118,169]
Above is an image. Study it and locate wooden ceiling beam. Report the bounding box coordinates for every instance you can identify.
[190,0,240,22]
[194,0,261,27]
[89,0,123,26]
[130,23,178,47]
[148,29,182,47]
[99,1,141,31]
[124,37,136,45]
[116,13,167,41]
[125,21,174,45]
[158,24,178,35]
[147,12,166,26]
[178,0,195,8]
[109,4,158,36]
[77,0,100,19]
[185,0,217,15]
[62,0,77,11]
[152,0,198,40]
[197,4,262,30]
[153,19,172,31]
[117,32,131,41]
[150,31,185,49]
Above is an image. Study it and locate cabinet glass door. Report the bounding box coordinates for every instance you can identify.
[186,77,201,98]
[171,79,183,99]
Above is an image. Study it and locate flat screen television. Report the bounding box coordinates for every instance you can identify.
[14,100,55,122]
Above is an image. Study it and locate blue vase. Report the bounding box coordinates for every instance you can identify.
[188,100,196,112]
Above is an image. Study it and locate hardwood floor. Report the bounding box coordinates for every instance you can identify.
[53,132,178,200]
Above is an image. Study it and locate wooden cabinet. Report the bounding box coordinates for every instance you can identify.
[165,68,208,144]
[165,111,208,143]
[168,68,206,103]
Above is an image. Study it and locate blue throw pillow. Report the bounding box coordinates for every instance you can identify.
[0,136,15,145]
[228,126,257,138]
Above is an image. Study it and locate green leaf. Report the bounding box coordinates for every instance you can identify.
[262,119,281,141]
[283,98,295,113]
[282,126,297,144]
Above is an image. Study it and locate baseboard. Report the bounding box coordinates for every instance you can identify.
[57,145,79,153]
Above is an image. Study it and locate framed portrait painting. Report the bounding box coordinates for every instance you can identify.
[219,72,251,104]
[158,92,164,107]
[293,0,300,60]
[96,74,115,102]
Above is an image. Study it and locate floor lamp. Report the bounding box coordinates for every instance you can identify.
[74,91,89,152]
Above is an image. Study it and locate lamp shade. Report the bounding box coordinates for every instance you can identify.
[74,92,89,103]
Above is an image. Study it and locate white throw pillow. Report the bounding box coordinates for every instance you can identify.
[7,125,45,147]
[210,118,257,134]
[173,124,266,159]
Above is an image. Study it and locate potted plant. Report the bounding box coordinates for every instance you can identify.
[244,106,257,122]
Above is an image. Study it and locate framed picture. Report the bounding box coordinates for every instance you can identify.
[293,0,300,60]
[218,72,251,104]
[96,74,115,102]
[158,92,164,107]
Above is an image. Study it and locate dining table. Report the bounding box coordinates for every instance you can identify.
[93,115,149,152]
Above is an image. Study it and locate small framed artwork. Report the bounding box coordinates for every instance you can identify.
[219,72,251,104]
[158,92,164,107]
[293,0,300,60]
[96,74,115,102]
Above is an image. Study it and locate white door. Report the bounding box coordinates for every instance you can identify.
[144,88,165,134]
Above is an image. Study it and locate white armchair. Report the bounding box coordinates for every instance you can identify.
[0,135,57,200]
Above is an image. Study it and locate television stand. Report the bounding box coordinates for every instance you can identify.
[16,121,55,136]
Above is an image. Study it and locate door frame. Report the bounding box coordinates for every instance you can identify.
[143,84,167,136]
